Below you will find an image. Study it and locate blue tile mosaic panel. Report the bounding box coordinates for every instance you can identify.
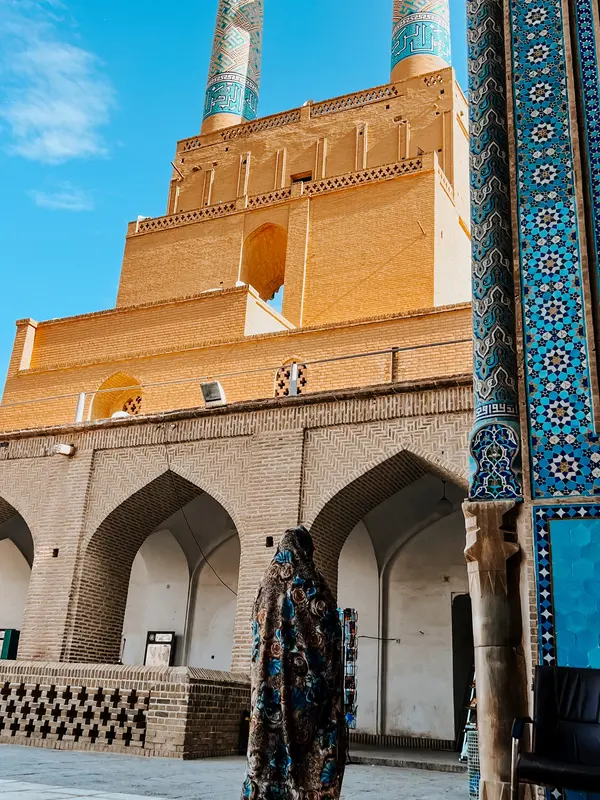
[509,0,600,498]
[573,0,600,286]
[534,505,600,800]
[549,518,600,669]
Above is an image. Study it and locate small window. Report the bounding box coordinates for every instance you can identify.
[275,361,308,398]
[291,171,312,184]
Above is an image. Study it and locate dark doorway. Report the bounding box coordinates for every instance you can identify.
[452,593,474,744]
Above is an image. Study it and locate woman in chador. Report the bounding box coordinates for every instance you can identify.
[241,526,346,800]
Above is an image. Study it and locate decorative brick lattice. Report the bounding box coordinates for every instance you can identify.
[274,363,308,397]
[246,188,291,209]
[122,396,142,416]
[310,85,399,117]
[304,160,423,197]
[132,160,423,236]
[181,110,302,152]
[0,682,149,749]
[135,203,236,234]
[220,110,302,141]
[423,74,445,87]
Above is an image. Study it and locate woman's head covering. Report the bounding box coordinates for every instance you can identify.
[242,526,346,800]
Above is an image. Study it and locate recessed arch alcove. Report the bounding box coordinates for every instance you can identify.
[0,496,34,641]
[90,372,143,421]
[241,222,287,301]
[67,471,240,666]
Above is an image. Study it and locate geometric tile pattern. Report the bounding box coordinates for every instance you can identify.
[392,0,451,69]
[0,682,148,749]
[533,505,600,800]
[466,0,522,499]
[509,0,600,498]
[204,0,263,122]
[533,504,600,667]
[572,0,600,288]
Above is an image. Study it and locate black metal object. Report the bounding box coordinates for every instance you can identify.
[511,666,600,796]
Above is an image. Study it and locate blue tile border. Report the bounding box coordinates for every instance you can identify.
[533,503,600,665]
[509,0,600,498]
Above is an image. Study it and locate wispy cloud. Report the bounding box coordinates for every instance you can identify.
[29,183,94,211]
[0,1,115,164]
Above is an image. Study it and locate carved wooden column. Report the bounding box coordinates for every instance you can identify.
[464,501,525,800]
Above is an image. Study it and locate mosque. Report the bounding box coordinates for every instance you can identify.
[2,0,600,795]
[0,0,474,759]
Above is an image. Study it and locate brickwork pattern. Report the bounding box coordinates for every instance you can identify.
[0,384,472,670]
[301,415,470,587]
[0,663,250,759]
[0,680,149,750]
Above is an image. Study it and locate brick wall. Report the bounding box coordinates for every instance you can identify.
[0,662,250,759]
[0,381,472,673]
[1,303,472,432]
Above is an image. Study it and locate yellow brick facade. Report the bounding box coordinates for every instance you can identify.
[0,67,471,432]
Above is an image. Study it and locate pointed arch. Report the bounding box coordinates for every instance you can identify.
[241,222,287,301]
[65,470,240,663]
[90,372,143,421]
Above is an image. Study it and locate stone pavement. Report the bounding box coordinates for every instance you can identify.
[0,745,467,799]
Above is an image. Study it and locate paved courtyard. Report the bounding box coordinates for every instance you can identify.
[0,746,466,799]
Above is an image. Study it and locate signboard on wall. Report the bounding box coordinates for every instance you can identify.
[144,631,176,667]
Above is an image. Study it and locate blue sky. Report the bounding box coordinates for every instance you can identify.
[0,0,467,387]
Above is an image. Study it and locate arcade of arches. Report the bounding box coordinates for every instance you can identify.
[0,391,474,748]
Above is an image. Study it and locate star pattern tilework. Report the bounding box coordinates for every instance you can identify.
[573,0,600,296]
[509,0,600,498]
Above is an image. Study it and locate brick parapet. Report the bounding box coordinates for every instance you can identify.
[0,375,472,454]
[0,661,249,759]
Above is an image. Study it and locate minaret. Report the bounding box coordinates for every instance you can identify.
[391,0,451,82]
[202,0,264,135]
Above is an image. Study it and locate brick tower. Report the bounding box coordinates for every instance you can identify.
[0,0,477,760]
[2,2,471,432]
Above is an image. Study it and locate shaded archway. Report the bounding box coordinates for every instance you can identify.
[187,535,240,670]
[90,372,143,421]
[241,223,287,301]
[327,452,470,745]
[67,471,239,664]
[0,497,34,644]
[122,529,189,665]
[310,450,435,586]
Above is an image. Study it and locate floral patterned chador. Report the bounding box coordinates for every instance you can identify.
[241,526,346,800]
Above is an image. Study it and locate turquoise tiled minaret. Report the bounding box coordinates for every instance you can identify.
[202,0,264,133]
[391,0,451,81]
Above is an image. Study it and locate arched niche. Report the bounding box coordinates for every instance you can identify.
[0,502,34,636]
[328,458,471,745]
[338,522,379,734]
[121,529,190,665]
[90,372,143,421]
[241,223,287,301]
[382,510,469,741]
[187,535,240,670]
